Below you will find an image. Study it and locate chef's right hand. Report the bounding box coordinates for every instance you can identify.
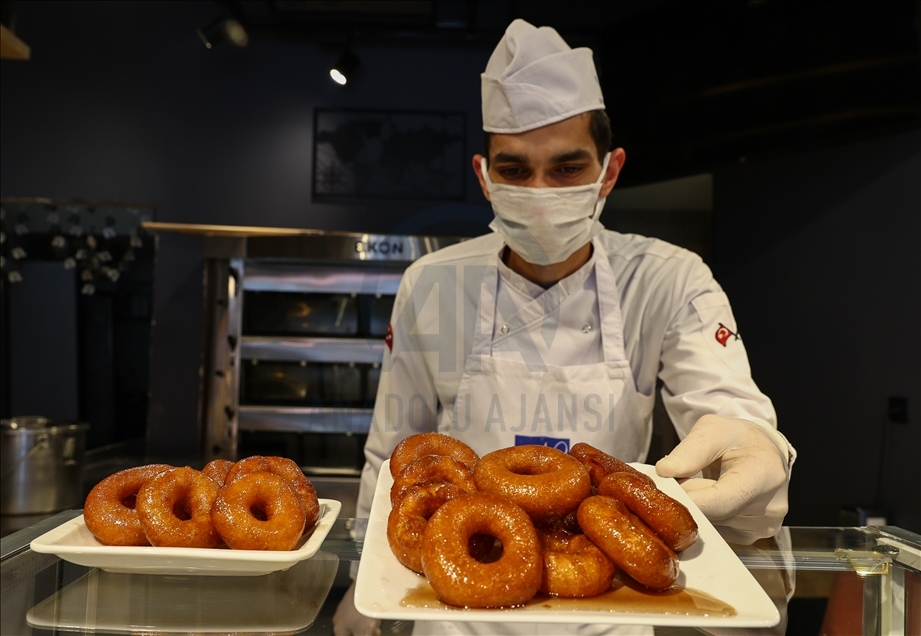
[333,581,381,636]
[655,415,791,545]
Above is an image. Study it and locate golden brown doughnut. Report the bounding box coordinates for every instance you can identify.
[390,454,477,505]
[390,432,479,478]
[557,508,583,535]
[136,466,221,548]
[577,495,679,591]
[539,527,616,598]
[421,493,542,608]
[569,442,654,489]
[211,472,306,550]
[387,482,466,574]
[225,456,320,529]
[201,459,234,485]
[473,445,591,524]
[598,471,699,552]
[83,464,174,546]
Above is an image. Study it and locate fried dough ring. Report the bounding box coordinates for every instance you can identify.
[211,472,306,550]
[578,495,679,591]
[225,456,320,529]
[390,454,477,505]
[83,464,174,546]
[136,466,222,548]
[598,471,699,552]
[539,528,616,598]
[474,445,591,524]
[387,482,466,574]
[390,432,479,478]
[569,442,654,489]
[421,493,542,608]
[201,459,234,485]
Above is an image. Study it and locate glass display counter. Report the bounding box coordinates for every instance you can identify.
[1,511,918,635]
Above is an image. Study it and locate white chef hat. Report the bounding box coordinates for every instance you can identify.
[481,19,605,134]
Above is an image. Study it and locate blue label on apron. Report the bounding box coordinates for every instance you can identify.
[515,435,570,452]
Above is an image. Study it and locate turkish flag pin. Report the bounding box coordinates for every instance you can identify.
[715,323,737,347]
[384,323,394,352]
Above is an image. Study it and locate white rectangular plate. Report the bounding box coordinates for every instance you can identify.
[354,462,780,628]
[26,551,339,633]
[29,499,341,576]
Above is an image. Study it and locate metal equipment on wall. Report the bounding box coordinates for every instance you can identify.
[198,230,464,512]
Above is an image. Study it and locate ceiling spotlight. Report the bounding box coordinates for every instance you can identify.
[329,50,360,86]
[197,17,249,49]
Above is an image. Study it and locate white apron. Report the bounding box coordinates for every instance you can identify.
[418,239,655,636]
[448,239,653,462]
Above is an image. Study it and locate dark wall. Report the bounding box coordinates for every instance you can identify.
[713,130,921,532]
[1,1,494,458]
[7,263,79,420]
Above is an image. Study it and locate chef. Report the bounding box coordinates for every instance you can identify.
[334,18,795,636]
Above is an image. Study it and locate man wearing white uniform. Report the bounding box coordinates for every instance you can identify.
[334,18,795,636]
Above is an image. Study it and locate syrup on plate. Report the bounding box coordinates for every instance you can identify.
[401,576,735,617]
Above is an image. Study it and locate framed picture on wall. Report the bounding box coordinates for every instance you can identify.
[312,109,466,201]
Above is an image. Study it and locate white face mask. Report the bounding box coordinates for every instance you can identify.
[484,153,610,265]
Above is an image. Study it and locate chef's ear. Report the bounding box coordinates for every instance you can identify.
[472,154,491,202]
[600,148,626,198]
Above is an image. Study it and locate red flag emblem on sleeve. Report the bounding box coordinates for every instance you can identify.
[384,323,394,352]
[715,323,736,347]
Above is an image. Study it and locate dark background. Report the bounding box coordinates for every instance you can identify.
[1,1,918,532]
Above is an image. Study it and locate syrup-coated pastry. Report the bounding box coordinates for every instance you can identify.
[389,432,479,478]
[598,471,698,552]
[569,442,654,489]
[387,482,468,573]
[578,495,679,591]
[211,472,306,550]
[390,454,477,505]
[225,455,320,529]
[474,445,591,524]
[421,493,542,608]
[539,527,616,598]
[201,458,234,485]
[83,464,174,546]
[136,466,221,548]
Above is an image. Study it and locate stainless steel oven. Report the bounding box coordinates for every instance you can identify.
[199,231,463,515]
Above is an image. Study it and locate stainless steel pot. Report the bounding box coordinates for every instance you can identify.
[1,416,90,515]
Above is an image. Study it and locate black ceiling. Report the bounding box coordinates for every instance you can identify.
[215,1,920,185]
[5,1,915,186]
[221,1,665,44]
[597,1,921,184]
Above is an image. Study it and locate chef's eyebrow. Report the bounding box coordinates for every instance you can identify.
[491,151,529,165]
[492,148,592,166]
[490,149,594,165]
[550,149,594,163]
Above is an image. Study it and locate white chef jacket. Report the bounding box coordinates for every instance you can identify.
[358,229,779,519]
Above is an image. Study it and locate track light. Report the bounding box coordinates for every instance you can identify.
[329,50,360,86]
[197,17,249,49]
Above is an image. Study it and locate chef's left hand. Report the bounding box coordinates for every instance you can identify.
[655,415,791,545]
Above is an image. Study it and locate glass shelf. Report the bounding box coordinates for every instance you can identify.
[2,512,918,635]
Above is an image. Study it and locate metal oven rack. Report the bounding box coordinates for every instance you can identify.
[199,232,464,472]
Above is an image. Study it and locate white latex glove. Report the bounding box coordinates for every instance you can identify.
[655,415,792,545]
[333,581,381,636]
